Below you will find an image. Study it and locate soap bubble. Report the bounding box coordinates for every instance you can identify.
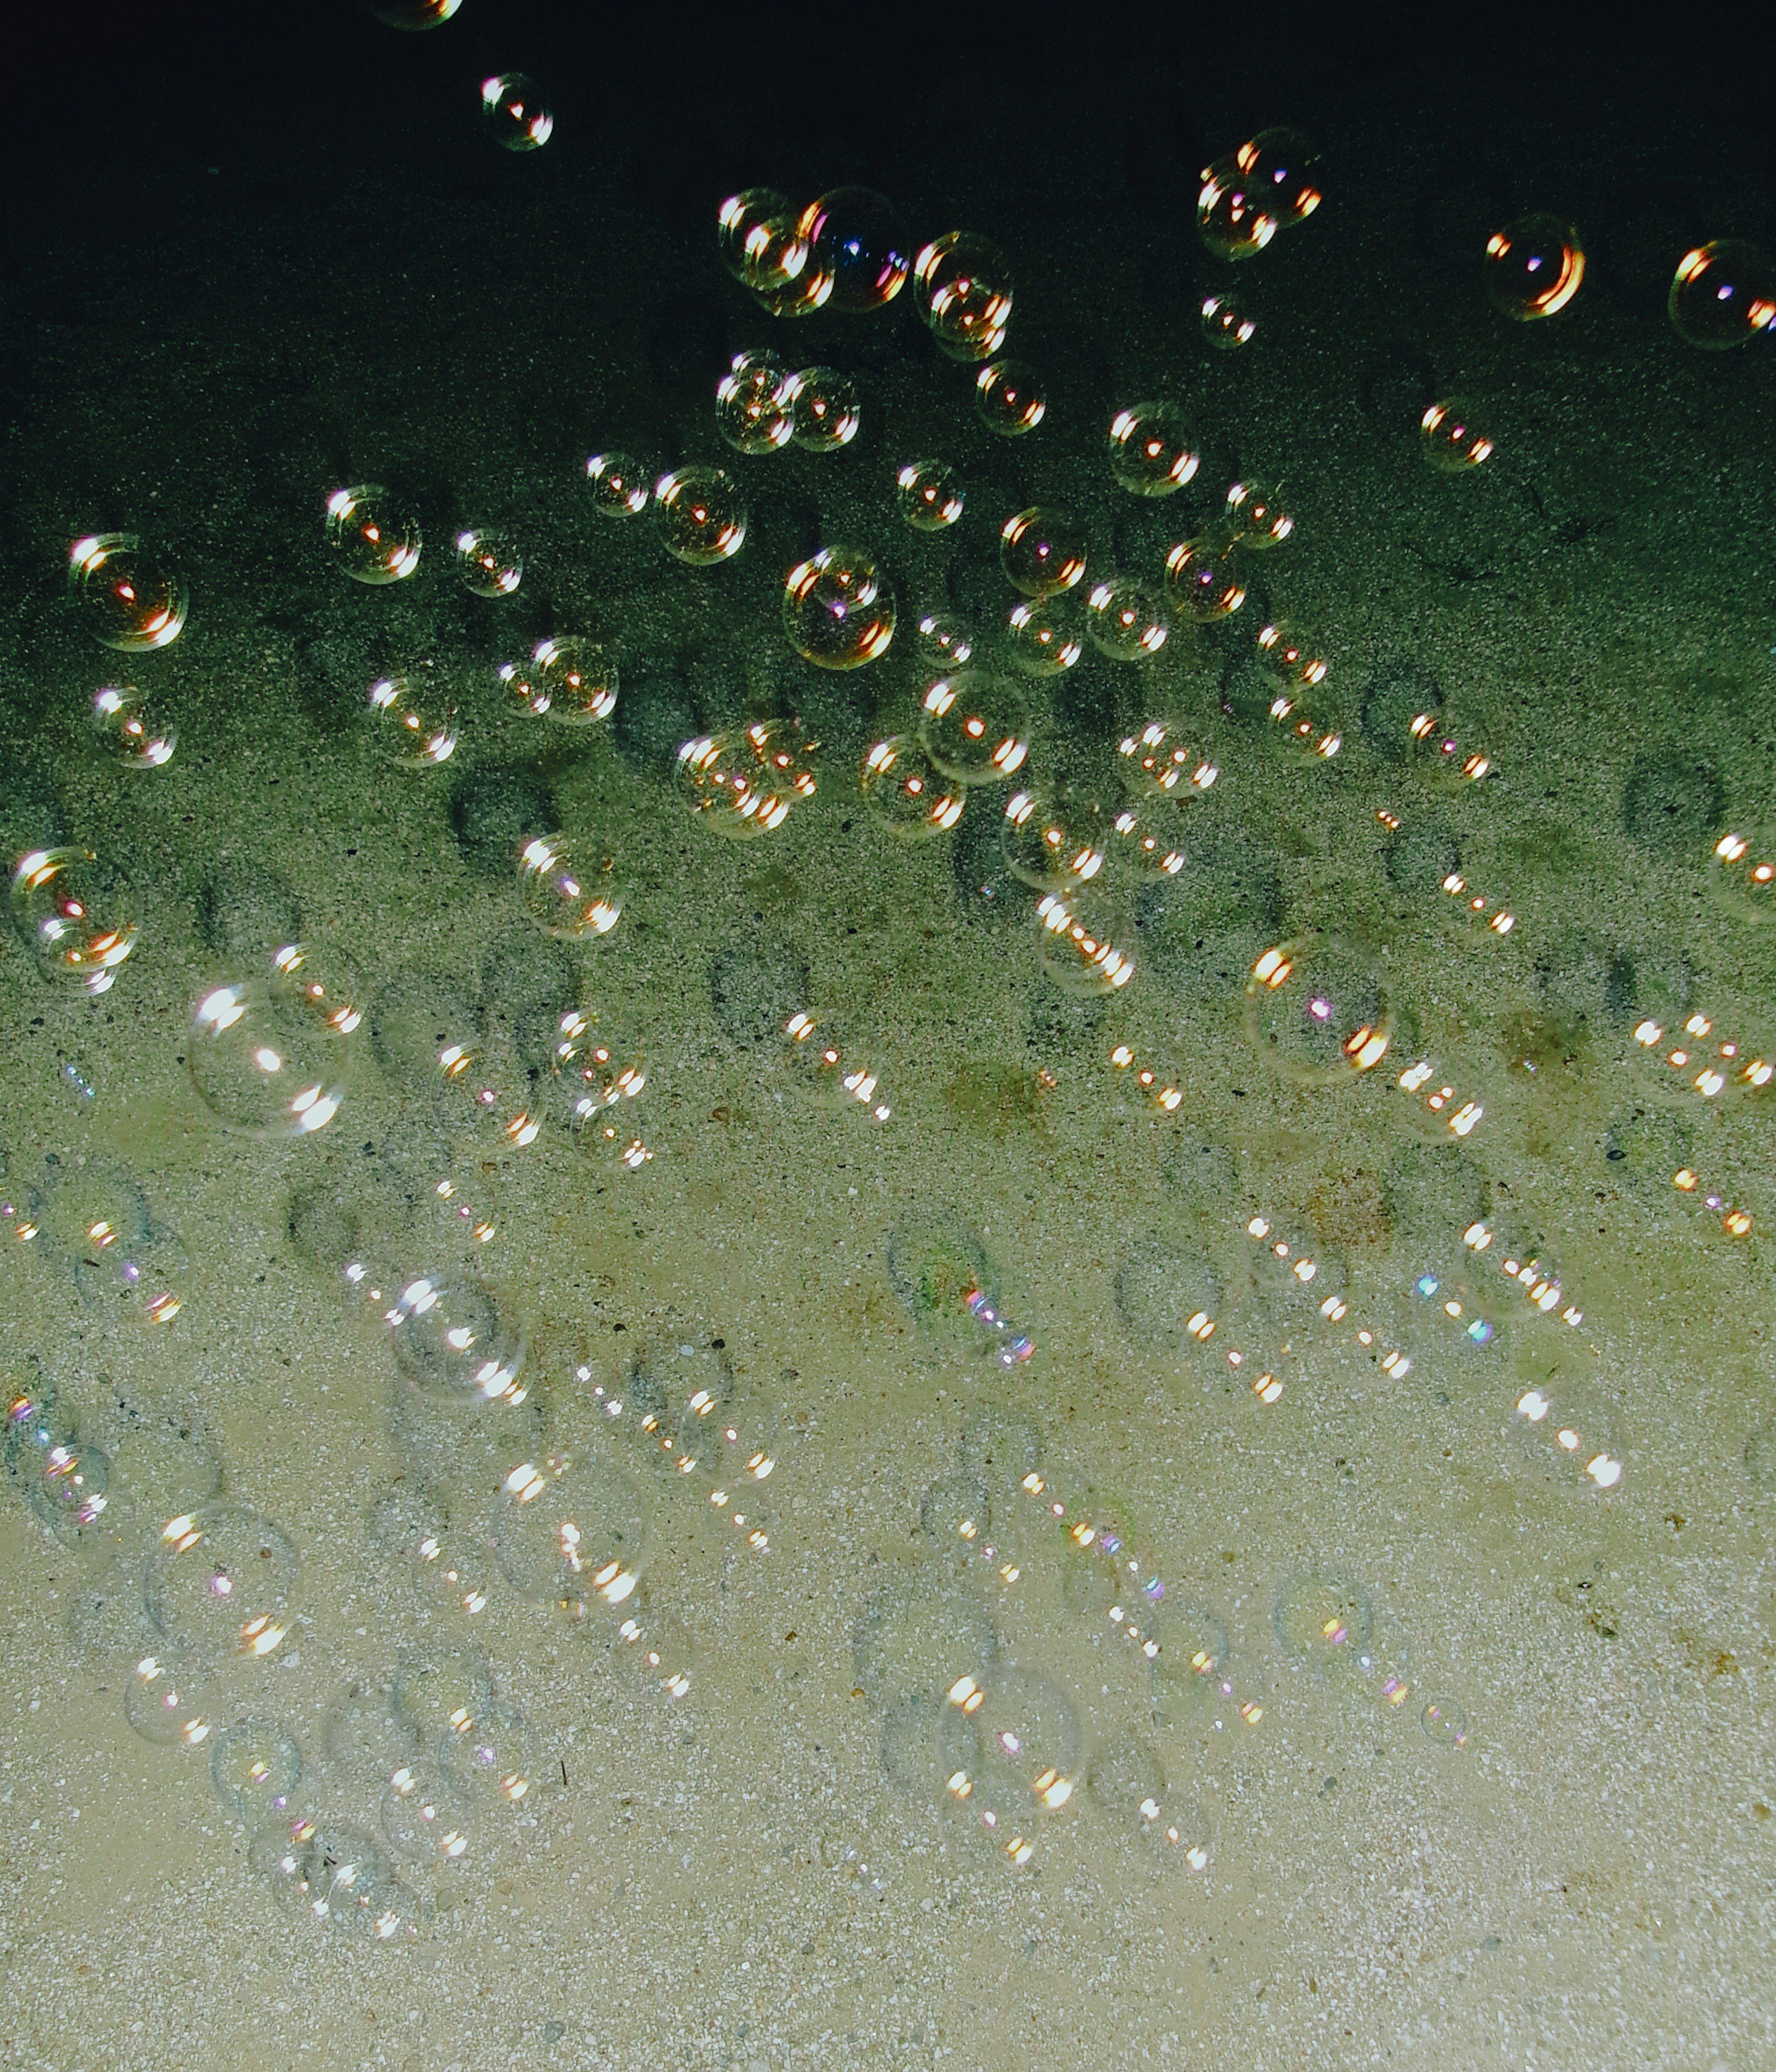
[1225,477,1293,547]
[969,1664,1081,1814]
[393,1642,494,1742]
[1246,938,1391,1084]
[1105,800,1188,879]
[1085,576,1168,659]
[1150,1602,1232,1722]
[743,715,820,802]
[855,1568,998,1709]
[897,460,964,531]
[1485,213,1585,320]
[1114,1239,1221,1348]
[717,349,794,454]
[1197,155,1279,260]
[1201,291,1257,350]
[1107,403,1200,496]
[189,949,360,1138]
[486,1447,647,1612]
[1003,597,1082,676]
[1420,398,1495,472]
[3,1367,71,1488]
[307,1826,402,1937]
[783,366,860,450]
[26,1434,109,1541]
[90,685,177,769]
[717,187,807,289]
[29,1157,187,1327]
[1274,1569,1373,1672]
[365,0,461,23]
[147,1503,298,1663]
[439,1702,537,1806]
[364,669,457,768]
[501,639,617,726]
[975,359,1046,436]
[1261,685,1344,763]
[384,1273,528,1404]
[452,528,522,597]
[585,452,650,518]
[1164,535,1247,621]
[861,737,966,840]
[1709,824,1776,923]
[913,231,1013,358]
[518,836,623,942]
[1669,240,1776,349]
[654,466,746,564]
[609,1597,700,1702]
[1403,708,1492,788]
[1388,1051,1491,1143]
[1235,127,1322,228]
[1254,615,1329,691]
[915,610,976,672]
[480,72,552,150]
[124,1648,216,1748]
[324,486,420,584]
[796,188,910,312]
[211,1718,304,1829]
[383,1762,473,1866]
[753,259,835,318]
[1509,1365,1623,1490]
[783,546,895,669]
[1116,720,1219,801]
[1419,1697,1468,1749]
[1037,888,1137,994]
[1000,508,1087,598]
[10,846,139,993]
[920,672,1030,783]
[1001,789,1107,890]
[1086,1732,1167,1824]
[68,534,187,651]
[677,733,796,838]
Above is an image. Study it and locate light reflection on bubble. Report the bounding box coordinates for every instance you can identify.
[1001,789,1106,890]
[10,846,140,995]
[1224,477,1293,547]
[1107,402,1200,497]
[479,73,553,151]
[1420,1697,1469,1749]
[654,466,746,565]
[373,1268,530,1404]
[1197,155,1279,260]
[1003,596,1083,676]
[914,610,975,672]
[1459,1218,1585,1331]
[188,951,360,1139]
[146,1503,298,1663]
[717,349,793,455]
[1485,214,1585,320]
[1669,240,1776,350]
[518,836,624,941]
[486,1447,648,1614]
[783,546,895,669]
[783,1011,892,1122]
[796,188,910,314]
[860,735,966,842]
[913,232,1013,359]
[1164,534,1247,621]
[124,1648,214,1748]
[783,366,860,451]
[452,527,522,597]
[366,670,457,768]
[1246,939,1390,1083]
[1509,1363,1623,1491]
[68,533,187,650]
[1202,291,1257,350]
[91,684,177,769]
[383,1761,474,1867]
[1274,1570,1373,1674]
[975,359,1046,437]
[897,460,964,531]
[1390,1052,1490,1142]
[717,188,808,293]
[324,486,420,584]
[211,1717,304,1830]
[1116,719,1218,802]
[920,672,1030,784]
[677,733,797,839]
[1629,1009,1774,1106]
[1421,397,1495,472]
[1037,888,1137,996]
[585,452,651,519]
[1708,823,1776,922]
[1000,507,1086,598]
[1085,576,1168,659]
[1235,127,1322,229]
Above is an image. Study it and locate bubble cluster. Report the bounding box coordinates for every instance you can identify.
[913,232,1013,359]
[783,366,860,450]
[189,947,361,1138]
[717,350,794,454]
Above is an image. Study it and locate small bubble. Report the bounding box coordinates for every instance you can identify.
[783,547,895,670]
[896,459,965,532]
[783,366,860,451]
[913,232,1013,359]
[1420,397,1496,473]
[1669,240,1776,350]
[1485,214,1585,320]
[68,533,186,651]
[585,452,650,519]
[1419,1697,1469,1749]
[323,486,420,584]
[975,359,1046,437]
[1107,402,1200,496]
[654,466,746,565]
[479,72,553,151]
[90,684,177,769]
[452,527,522,597]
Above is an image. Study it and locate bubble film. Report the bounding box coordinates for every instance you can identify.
[1484,213,1585,320]
[919,672,1030,784]
[795,188,910,313]
[1197,155,1279,260]
[189,949,360,1138]
[1420,398,1495,472]
[716,349,793,455]
[91,684,177,768]
[1164,535,1247,621]
[365,672,457,767]
[518,838,624,941]
[1235,127,1322,228]
[10,846,140,994]
[146,1504,299,1663]
[1084,576,1168,659]
[1201,290,1257,350]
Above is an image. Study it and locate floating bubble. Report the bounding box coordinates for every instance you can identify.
[324,486,420,584]
[1108,1043,1192,1117]
[307,1826,401,1937]
[10,846,139,994]
[915,610,976,673]
[1197,155,1279,260]
[1107,402,1200,497]
[783,545,895,669]
[1150,1602,1232,1722]
[1254,615,1329,693]
[26,1434,109,1542]
[1509,1364,1624,1490]
[383,1762,473,1866]
[897,460,964,531]
[124,1648,215,1748]
[1225,478,1293,547]
[717,349,793,454]
[1403,708,1493,788]
[68,534,187,652]
[1116,719,1218,802]
[860,736,966,841]
[1421,398,1495,472]
[1246,939,1391,1084]
[1390,1051,1491,1142]
[1235,127,1322,228]
[585,452,650,518]
[1261,685,1344,764]
[90,685,177,769]
[3,1368,71,1488]
[28,1158,187,1327]
[1000,508,1086,598]
[452,527,522,597]
[609,1598,700,1702]
[1484,213,1585,320]
[1085,576,1168,659]
[920,672,1030,784]
[1669,240,1776,349]
[1105,800,1189,879]
[885,1209,998,1354]
[147,1503,298,1663]
[486,1448,647,1613]
[717,188,808,292]
[677,732,796,838]
[1001,789,1107,890]
[743,715,821,802]
[382,1272,529,1404]
[1087,1732,1167,1825]
[913,232,1013,359]
[518,836,624,941]
[1201,291,1257,350]
[783,1011,891,1120]
[1003,597,1083,676]
[189,949,360,1138]
[654,466,746,565]
[968,1665,1081,1815]
[480,72,552,150]
[1114,1238,1220,1349]
[753,259,835,319]
[1708,823,1776,923]
[796,188,910,313]
[975,359,1046,437]
[1037,888,1137,995]
[783,366,860,451]
[363,671,457,768]
[393,1642,494,1743]
[1275,1570,1373,1671]
[1628,1009,1775,1106]
[1420,1697,1468,1749]
[500,639,617,726]
[212,1718,305,1829]
[1164,535,1247,621]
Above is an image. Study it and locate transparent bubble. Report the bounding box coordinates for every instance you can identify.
[1254,615,1329,693]
[654,466,746,564]
[10,846,140,994]
[585,452,650,518]
[1116,719,1219,802]
[323,1683,420,1783]
[968,1665,1081,1814]
[1484,213,1585,320]
[1420,398,1495,472]
[975,359,1046,437]
[1419,1697,1468,1749]
[549,1010,648,1143]
[29,1157,187,1327]
[1105,800,1189,880]
[677,732,798,838]
[1037,888,1138,995]
[854,1568,997,1709]
[1261,685,1345,765]
[383,1761,474,1866]
[3,1368,71,1489]
[1108,1045,1192,1118]
[897,460,964,531]
[211,1717,304,1829]
[500,639,617,726]
[783,545,895,669]
[1707,822,1776,924]
[1669,240,1776,350]
[1201,290,1257,350]
[124,1648,216,1748]
[753,261,835,319]
[517,836,624,941]
[1087,1732,1166,1822]
[307,1826,401,1937]
[1403,707,1493,788]
[1085,576,1168,660]
[783,1011,891,1120]
[1164,535,1247,622]
[365,671,457,768]
[717,349,793,455]
[913,232,1013,359]
[1150,1602,1232,1722]
[1000,508,1086,598]
[480,72,552,150]
[743,716,820,803]
[1224,477,1293,547]
[1236,127,1323,228]
[1388,1051,1491,1144]
[609,1598,701,1703]
[796,188,910,313]
[437,1700,537,1807]
[90,684,177,769]
[1509,1364,1624,1491]
[717,188,808,292]
[1197,155,1279,260]
[1274,1569,1373,1671]
[146,1504,298,1663]
[860,737,966,841]
[1000,789,1108,890]
[914,610,976,672]
[1461,1218,1585,1332]
[1245,939,1392,1084]
[486,1447,648,1612]
[393,1642,494,1742]
[189,951,360,1138]
[365,0,460,25]
[385,1273,528,1405]
[452,527,522,597]
[324,486,420,584]
[26,1435,109,1543]
[67,533,186,652]
[1003,596,1083,676]
[919,671,1030,784]
[783,366,860,451]
[1114,1239,1221,1348]
[1107,403,1201,497]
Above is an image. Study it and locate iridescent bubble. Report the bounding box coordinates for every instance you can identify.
[585,452,650,519]
[124,1648,216,1748]
[1037,888,1138,995]
[783,367,860,450]
[438,1703,536,1807]
[1105,800,1188,879]
[189,948,360,1138]
[1388,1051,1492,1144]
[896,460,964,531]
[1235,127,1323,228]
[146,1504,299,1663]
[1245,938,1392,1084]
[1001,789,1108,890]
[1485,214,1585,320]
[796,188,910,313]
[913,232,1014,359]
[717,188,808,292]
[919,672,1030,783]
[307,1826,401,1937]
[860,737,966,841]
[90,685,176,769]
[452,527,522,597]
[742,716,820,803]
[1107,403,1200,496]
[480,72,552,150]
[211,1718,305,1830]
[969,1664,1081,1815]
[1224,477,1293,547]
[783,546,895,669]
[364,670,457,768]
[1509,1365,1624,1490]
[609,1597,700,1703]
[1000,508,1086,598]
[1197,155,1279,260]
[1420,398,1495,473]
[324,486,420,584]
[654,466,746,565]
[383,1762,473,1866]
[10,846,140,994]
[1403,707,1493,788]
[975,360,1046,436]
[1164,535,1247,621]
[26,1434,109,1542]
[518,836,624,941]
[1084,576,1168,659]
[1115,719,1219,801]
[914,610,975,672]
[1669,240,1776,350]
[1274,1569,1373,1672]
[68,534,187,651]
[717,349,793,455]
[486,1447,648,1613]
[677,732,797,838]
[365,0,461,24]
[1003,597,1083,676]
[1201,291,1257,349]
[384,1273,529,1405]
[1419,1697,1468,1749]
[500,639,617,726]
